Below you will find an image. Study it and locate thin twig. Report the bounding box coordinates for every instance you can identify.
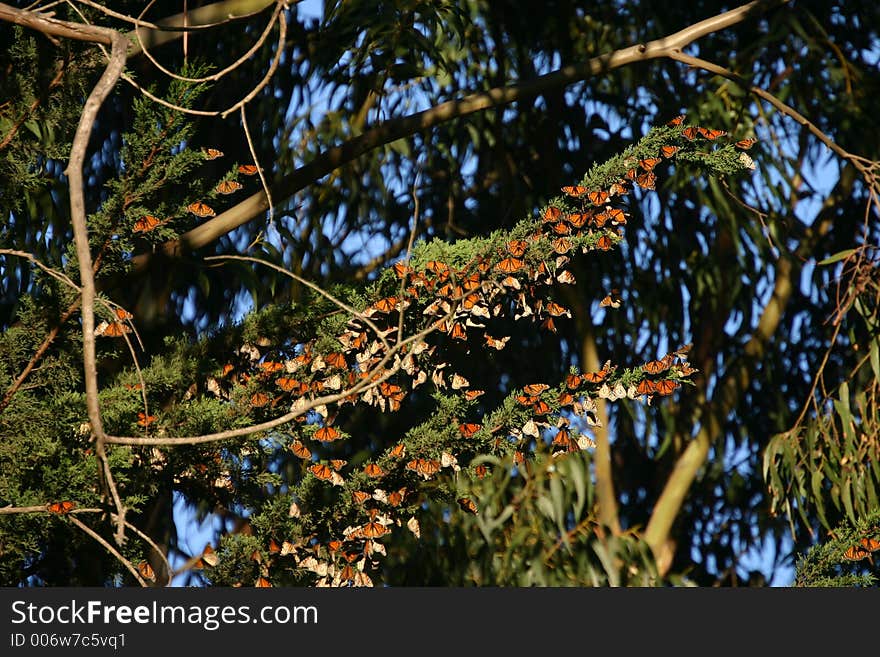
[241,104,274,220]
[68,515,148,586]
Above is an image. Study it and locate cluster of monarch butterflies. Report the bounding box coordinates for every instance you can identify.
[843,535,880,561]
[95,119,741,585]
[130,148,260,232]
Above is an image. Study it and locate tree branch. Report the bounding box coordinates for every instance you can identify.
[131,0,790,269]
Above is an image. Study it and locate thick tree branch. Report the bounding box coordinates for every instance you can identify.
[125,0,276,57]
[131,0,790,270]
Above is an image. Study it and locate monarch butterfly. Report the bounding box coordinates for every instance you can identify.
[566,374,582,389]
[216,180,243,195]
[562,185,588,197]
[201,544,219,567]
[459,422,481,437]
[552,428,573,447]
[697,127,727,140]
[643,359,670,375]
[315,426,341,442]
[542,206,563,223]
[406,458,440,478]
[392,261,412,279]
[133,215,162,233]
[523,383,549,396]
[290,440,311,460]
[682,126,700,140]
[552,238,573,255]
[608,181,629,196]
[474,464,489,478]
[654,379,680,396]
[667,114,686,127]
[545,301,570,317]
[309,463,334,481]
[463,389,485,402]
[458,497,478,514]
[527,400,548,416]
[660,144,680,158]
[558,391,575,406]
[250,392,270,407]
[362,520,388,538]
[447,322,467,341]
[95,320,132,337]
[673,343,693,360]
[451,373,470,390]
[425,260,451,277]
[861,536,880,551]
[327,540,343,553]
[187,201,216,218]
[137,561,156,581]
[587,190,609,206]
[387,488,406,507]
[632,171,656,190]
[203,148,224,160]
[484,334,510,350]
[379,382,404,399]
[541,316,557,333]
[582,369,609,384]
[639,157,662,171]
[268,538,282,554]
[556,270,576,285]
[325,352,347,369]
[259,361,283,373]
[842,537,878,561]
[364,463,384,477]
[506,239,529,257]
[736,138,757,150]
[47,501,76,514]
[595,235,613,251]
[352,490,370,504]
[636,379,657,396]
[137,412,156,427]
[238,164,259,175]
[551,221,572,236]
[600,289,622,308]
[255,577,272,588]
[606,208,626,224]
[462,292,484,310]
[390,442,406,458]
[567,212,589,229]
[373,296,398,313]
[516,394,538,407]
[495,257,524,274]
[277,377,308,394]
[591,211,610,229]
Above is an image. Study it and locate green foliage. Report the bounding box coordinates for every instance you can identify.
[3,0,880,589]
[794,509,880,587]
[409,450,662,586]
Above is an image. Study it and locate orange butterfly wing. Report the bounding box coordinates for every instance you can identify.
[217,180,243,195]
[314,426,341,442]
[133,215,162,233]
[187,202,216,218]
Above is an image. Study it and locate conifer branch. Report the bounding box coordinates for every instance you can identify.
[133,0,790,266]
